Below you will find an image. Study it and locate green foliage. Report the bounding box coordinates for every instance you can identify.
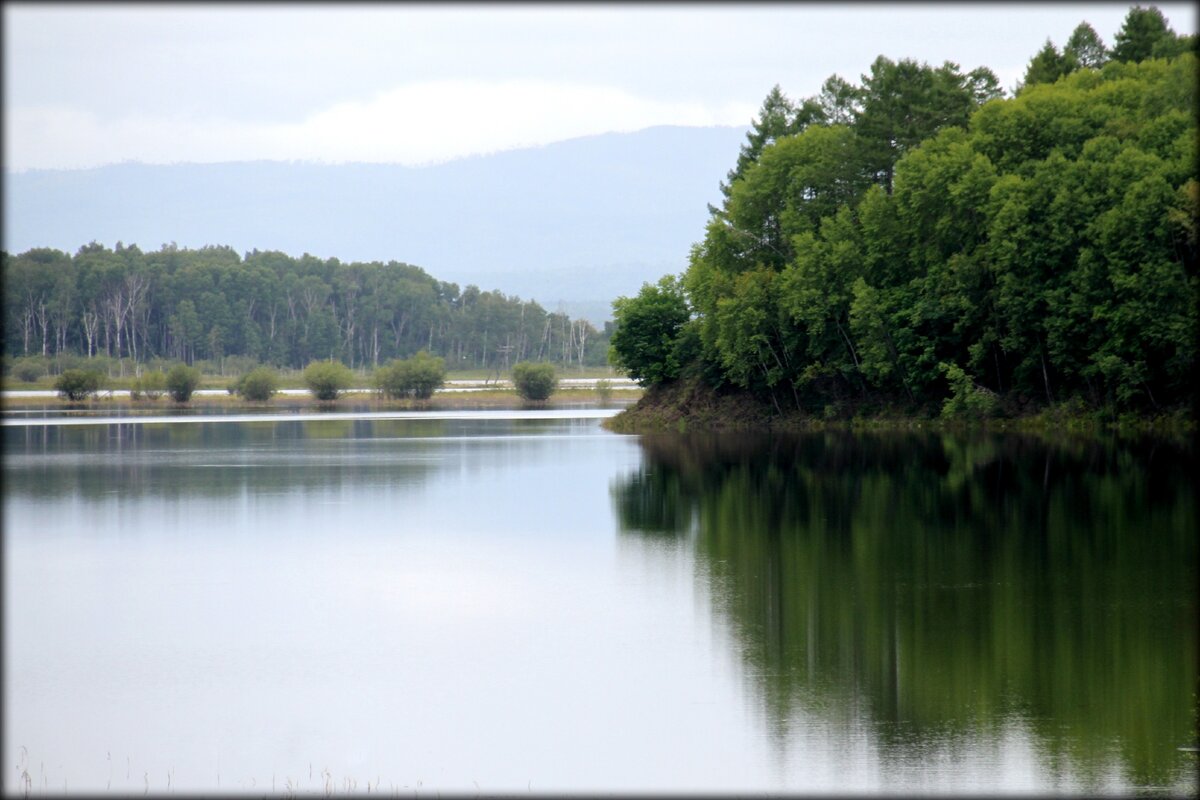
[1021,21,1112,91]
[1023,40,1074,88]
[54,368,103,401]
[649,30,1198,417]
[303,359,354,401]
[402,351,446,399]
[1065,21,1109,69]
[12,357,45,383]
[594,379,613,403]
[608,277,691,386]
[233,367,279,402]
[165,363,202,402]
[612,432,1197,785]
[939,362,1000,419]
[372,362,406,399]
[1111,5,1175,63]
[373,351,446,399]
[3,244,609,372]
[132,369,166,401]
[718,84,825,202]
[511,361,557,401]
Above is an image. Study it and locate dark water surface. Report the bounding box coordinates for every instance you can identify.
[3,413,1196,794]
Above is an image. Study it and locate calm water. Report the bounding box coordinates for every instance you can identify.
[3,412,1196,795]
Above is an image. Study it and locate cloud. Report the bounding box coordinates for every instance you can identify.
[5,80,757,171]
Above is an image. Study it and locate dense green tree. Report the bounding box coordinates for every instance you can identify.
[1065,21,1109,69]
[853,57,992,193]
[1111,5,1175,63]
[815,74,862,125]
[651,36,1197,416]
[1023,40,1073,88]
[718,85,820,202]
[609,277,692,386]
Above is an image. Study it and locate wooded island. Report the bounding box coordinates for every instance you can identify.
[608,7,1196,428]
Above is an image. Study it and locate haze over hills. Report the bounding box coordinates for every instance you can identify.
[3,124,750,324]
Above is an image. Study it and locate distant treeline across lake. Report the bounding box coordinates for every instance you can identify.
[3,243,612,373]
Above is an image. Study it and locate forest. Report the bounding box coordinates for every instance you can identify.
[609,6,1197,416]
[2,243,611,376]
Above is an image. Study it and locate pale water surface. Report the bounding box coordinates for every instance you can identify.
[3,411,1196,795]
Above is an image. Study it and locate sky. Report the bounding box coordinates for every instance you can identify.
[4,3,1197,172]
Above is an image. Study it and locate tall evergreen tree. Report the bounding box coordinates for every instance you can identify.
[1022,40,1072,88]
[1111,5,1174,63]
[816,74,862,125]
[1065,21,1108,69]
[718,85,808,202]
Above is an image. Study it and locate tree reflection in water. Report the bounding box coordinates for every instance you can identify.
[612,430,1196,788]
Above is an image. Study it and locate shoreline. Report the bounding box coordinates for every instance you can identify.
[1,386,643,414]
[603,379,1196,441]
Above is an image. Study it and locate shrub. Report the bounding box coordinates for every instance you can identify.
[403,351,446,399]
[594,379,613,404]
[132,370,167,401]
[233,367,279,402]
[372,362,405,399]
[374,352,447,400]
[13,358,46,383]
[54,369,103,401]
[166,363,202,403]
[512,361,557,401]
[51,354,89,375]
[303,360,354,401]
[940,362,1000,420]
[220,355,259,377]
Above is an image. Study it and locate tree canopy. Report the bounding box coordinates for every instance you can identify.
[613,7,1196,416]
[3,244,610,372]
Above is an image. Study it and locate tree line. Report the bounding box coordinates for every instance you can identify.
[611,6,1197,415]
[3,242,611,373]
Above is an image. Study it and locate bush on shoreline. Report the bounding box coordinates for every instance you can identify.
[54,368,104,401]
[232,367,280,402]
[131,369,167,401]
[373,352,447,400]
[166,364,202,403]
[512,361,557,401]
[304,360,354,401]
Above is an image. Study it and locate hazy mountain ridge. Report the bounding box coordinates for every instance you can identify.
[4,125,750,323]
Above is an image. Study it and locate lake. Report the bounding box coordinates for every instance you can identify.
[3,411,1196,795]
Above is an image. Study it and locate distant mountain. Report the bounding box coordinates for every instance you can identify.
[3,125,749,324]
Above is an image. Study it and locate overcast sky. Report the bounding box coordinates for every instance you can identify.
[4,3,1196,172]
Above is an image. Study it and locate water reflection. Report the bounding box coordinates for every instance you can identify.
[612,430,1197,790]
[3,416,601,501]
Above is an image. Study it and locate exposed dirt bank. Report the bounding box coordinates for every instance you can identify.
[603,377,1195,440]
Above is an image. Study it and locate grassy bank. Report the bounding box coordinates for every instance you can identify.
[1,385,642,413]
[604,376,1196,441]
[1,365,626,394]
